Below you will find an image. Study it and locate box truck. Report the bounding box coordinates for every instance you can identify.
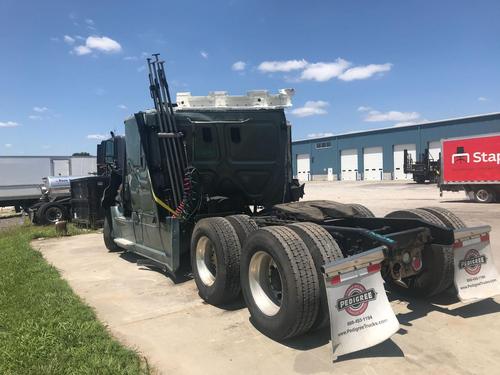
[440,133,500,203]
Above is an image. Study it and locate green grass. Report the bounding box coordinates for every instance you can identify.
[0,224,149,375]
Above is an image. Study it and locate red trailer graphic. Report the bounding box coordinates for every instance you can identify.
[441,133,500,203]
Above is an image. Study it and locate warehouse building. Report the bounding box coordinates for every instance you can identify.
[292,112,500,181]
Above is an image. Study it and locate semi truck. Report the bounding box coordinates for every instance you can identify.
[440,133,500,203]
[0,155,96,212]
[29,138,123,225]
[403,148,440,184]
[101,55,500,357]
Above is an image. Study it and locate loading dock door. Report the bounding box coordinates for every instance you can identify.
[428,141,441,161]
[296,154,310,182]
[363,147,383,180]
[340,149,358,181]
[52,159,70,176]
[393,144,416,180]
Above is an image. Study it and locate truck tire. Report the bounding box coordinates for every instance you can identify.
[385,209,453,296]
[286,222,343,329]
[226,214,258,247]
[474,188,495,203]
[348,203,375,218]
[419,207,466,229]
[37,202,67,225]
[191,217,241,306]
[385,208,445,227]
[103,215,121,252]
[240,226,320,340]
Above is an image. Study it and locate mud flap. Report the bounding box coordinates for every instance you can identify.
[453,226,500,302]
[323,246,399,357]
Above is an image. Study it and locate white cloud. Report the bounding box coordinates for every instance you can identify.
[478,96,488,101]
[257,58,393,83]
[50,37,59,42]
[4,143,12,148]
[0,121,20,128]
[200,50,208,59]
[232,61,246,71]
[307,132,334,138]
[74,45,92,55]
[258,59,308,73]
[291,100,329,117]
[63,35,75,44]
[339,63,392,81]
[85,18,94,25]
[300,59,351,82]
[73,36,122,56]
[357,106,372,112]
[86,134,107,140]
[393,119,428,127]
[364,110,420,122]
[123,56,138,61]
[29,115,42,120]
[117,104,127,109]
[86,36,121,53]
[33,106,48,113]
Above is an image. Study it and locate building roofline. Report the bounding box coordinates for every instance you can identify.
[293,111,500,144]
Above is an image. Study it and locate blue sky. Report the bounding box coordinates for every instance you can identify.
[1,0,499,155]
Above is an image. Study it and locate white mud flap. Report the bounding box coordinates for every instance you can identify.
[323,247,399,357]
[453,226,500,302]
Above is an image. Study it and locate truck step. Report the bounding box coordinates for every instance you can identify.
[113,238,134,249]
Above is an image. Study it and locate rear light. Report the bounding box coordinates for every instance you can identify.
[411,256,422,272]
[454,233,489,249]
[330,263,381,285]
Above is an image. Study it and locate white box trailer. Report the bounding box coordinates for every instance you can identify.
[0,155,96,210]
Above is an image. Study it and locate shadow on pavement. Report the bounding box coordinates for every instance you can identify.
[118,251,193,284]
[334,338,404,362]
[388,289,500,326]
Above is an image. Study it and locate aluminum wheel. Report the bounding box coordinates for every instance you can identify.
[248,250,283,316]
[475,189,492,203]
[195,235,217,287]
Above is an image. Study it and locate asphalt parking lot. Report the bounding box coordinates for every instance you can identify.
[33,181,500,375]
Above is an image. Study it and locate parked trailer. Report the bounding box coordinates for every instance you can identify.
[440,133,500,203]
[101,55,500,358]
[0,156,96,211]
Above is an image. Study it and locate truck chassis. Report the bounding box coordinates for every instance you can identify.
[101,54,500,358]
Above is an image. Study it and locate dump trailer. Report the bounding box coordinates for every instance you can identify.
[440,133,500,203]
[101,55,500,357]
[403,148,440,183]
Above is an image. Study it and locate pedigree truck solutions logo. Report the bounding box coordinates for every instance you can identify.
[336,283,377,316]
[459,249,487,275]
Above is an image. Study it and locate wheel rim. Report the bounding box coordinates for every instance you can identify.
[476,189,490,202]
[46,207,63,223]
[195,235,217,287]
[248,251,283,316]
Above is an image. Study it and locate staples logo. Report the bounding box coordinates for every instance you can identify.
[451,151,500,165]
[452,153,469,164]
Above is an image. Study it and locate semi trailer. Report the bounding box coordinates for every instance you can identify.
[101,55,500,357]
[0,155,96,211]
[440,133,500,203]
